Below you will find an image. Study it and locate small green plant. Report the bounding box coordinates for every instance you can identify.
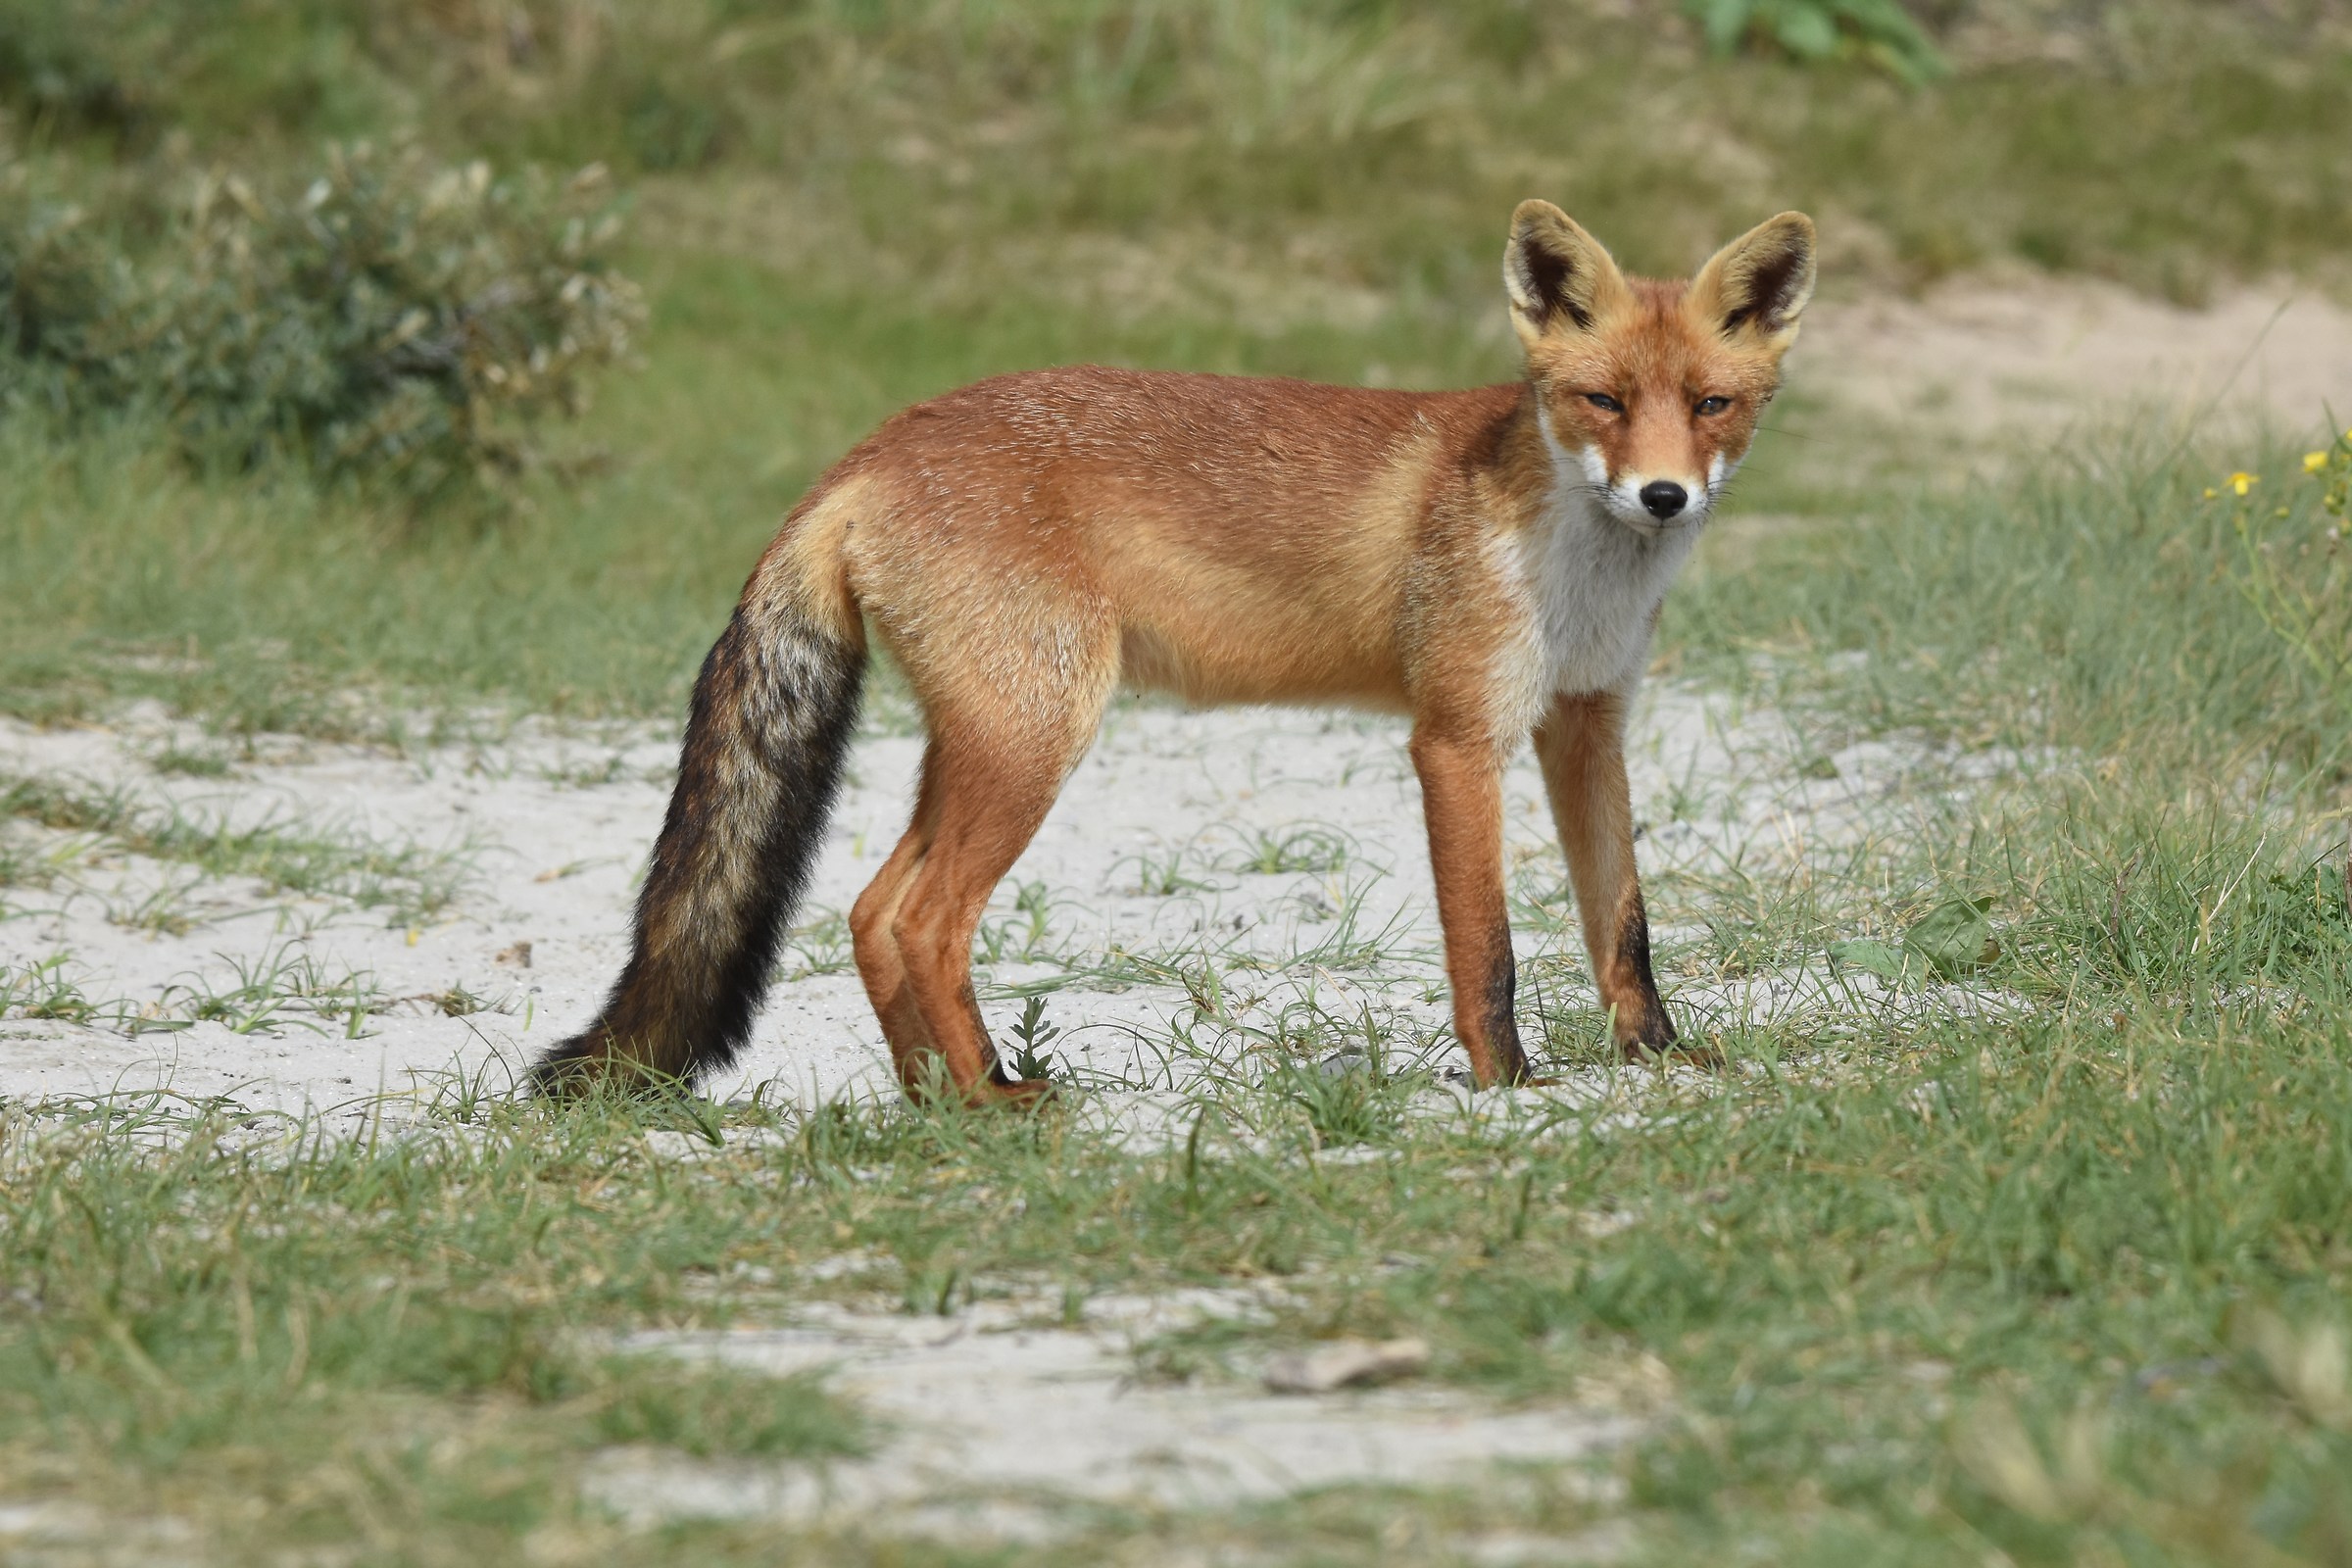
[1685,0,1944,81]
[591,1363,864,1460]
[536,751,636,788]
[105,876,202,938]
[1,769,466,924]
[0,824,36,889]
[1281,1050,1405,1151]
[1005,994,1061,1083]
[146,745,235,778]
[0,954,108,1024]
[1291,883,1413,972]
[1121,841,1216,897]
[143,942,392,1037]
[422,982,503,1018]
[1831,895,2000,986]
[1225,825,1350,876]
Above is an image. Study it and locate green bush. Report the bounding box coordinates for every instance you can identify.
[1,140,641,502]
[0,160,120,392]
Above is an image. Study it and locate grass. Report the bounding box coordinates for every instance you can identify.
[7,531,2349,1558]
[0,260,1485,734]
[1224,823,1355,877]
[2,938,519,1038]
[0,770,469,926]
[15,1,2352,303]
[0,1094,868,1565]
[1669,431,2352,779]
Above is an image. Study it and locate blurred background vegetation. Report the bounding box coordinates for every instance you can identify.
[2,0,2349,729]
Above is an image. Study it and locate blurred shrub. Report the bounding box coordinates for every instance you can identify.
[1686,0,1947,79]
[0,141,641,503]
[0,159,122,384]
[0,0,153,136]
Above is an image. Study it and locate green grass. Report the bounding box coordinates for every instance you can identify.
[0,1094,868,1565]
[1,770,469,926]
[16,420,2350,1556]
[1670,432,2352,776]
[3,858,2345,1562]
[0,250,1509,734]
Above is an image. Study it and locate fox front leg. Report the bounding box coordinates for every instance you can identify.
[1533,691,1677,1056]
[1411,725,1536,1087]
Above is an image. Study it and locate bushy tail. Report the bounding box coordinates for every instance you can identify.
[531,593,864,1096]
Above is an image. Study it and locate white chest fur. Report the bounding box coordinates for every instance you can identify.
[1513,485,1699,699]
[1475,416,1709,744]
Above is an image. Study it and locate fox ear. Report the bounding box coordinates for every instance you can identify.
[1690,212,1817,348]
[1504,200,1632,348]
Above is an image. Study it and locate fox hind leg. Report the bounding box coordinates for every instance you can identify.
[849,748,950,1090]
[853,608,1115,1103]
[883,713,1099,1103]
[849,739,1062,1095]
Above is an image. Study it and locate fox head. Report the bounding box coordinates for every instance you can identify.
[1504,202,1815,534]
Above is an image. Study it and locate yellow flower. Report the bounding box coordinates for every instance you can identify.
[2203,486,2219,500]
[2308,451,2332,474]
[2229,471,2258,496]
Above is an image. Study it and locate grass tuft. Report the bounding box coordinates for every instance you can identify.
[0,769,468,925]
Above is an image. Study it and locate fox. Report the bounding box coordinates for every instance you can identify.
[532,201,1816,1104]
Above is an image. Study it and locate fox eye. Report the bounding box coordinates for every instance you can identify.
[1584,393,1625,414]
[1694,395,1733,416]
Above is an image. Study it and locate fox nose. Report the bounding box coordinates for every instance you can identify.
[1639,481,1689,520]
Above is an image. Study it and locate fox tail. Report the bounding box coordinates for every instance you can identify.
[529,574,864,1096]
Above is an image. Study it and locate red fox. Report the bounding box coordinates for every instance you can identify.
[534,202,1815,1103]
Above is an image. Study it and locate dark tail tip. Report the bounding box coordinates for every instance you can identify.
[526,1028,709,1102]
[526,1030,612,1099]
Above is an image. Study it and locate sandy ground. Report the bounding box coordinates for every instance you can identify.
[7,274,2348,1543]
[1802,273,2352,448]
[587,1291,1648,1541]
[0,683,1916,1118]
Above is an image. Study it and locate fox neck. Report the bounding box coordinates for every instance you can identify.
[1508,395,1705,699]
